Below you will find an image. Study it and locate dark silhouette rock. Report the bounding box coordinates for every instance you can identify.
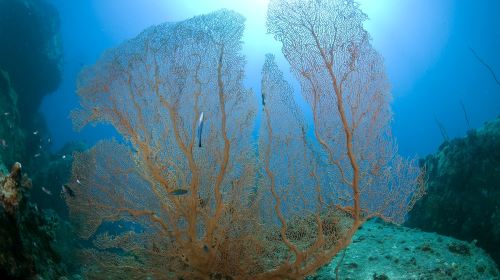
[0,0,62,128]
[0,162,67,279]
[406,116,500,267]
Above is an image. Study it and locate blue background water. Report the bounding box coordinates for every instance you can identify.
[41,0,500,157]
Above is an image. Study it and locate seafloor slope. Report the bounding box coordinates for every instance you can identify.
[310,219,499,280]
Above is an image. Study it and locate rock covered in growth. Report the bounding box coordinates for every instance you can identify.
[0,162,25,213]
[406,116,500,267]
[310,219,499,280]
[0,0,62,127]
[0,161,68,279]
[0,70,26,166]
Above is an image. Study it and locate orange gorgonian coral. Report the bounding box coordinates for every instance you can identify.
[66,2,424,279]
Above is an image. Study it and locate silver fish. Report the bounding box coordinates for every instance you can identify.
[61,184,75,198]
[41,187,52,195]
[197,112,204,148]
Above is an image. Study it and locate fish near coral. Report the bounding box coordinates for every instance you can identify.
[61,184,75,198]
[169,188,188,195]
[41,187,52,196]
[197,111,204,148]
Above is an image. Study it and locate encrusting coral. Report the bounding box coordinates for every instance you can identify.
[0,162,31,214]
[0,161,69,279]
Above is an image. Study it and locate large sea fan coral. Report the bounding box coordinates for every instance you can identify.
[67,3,424,279]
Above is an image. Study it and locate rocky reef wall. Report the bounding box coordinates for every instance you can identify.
[407,116,500,267]
[0,0,62,129]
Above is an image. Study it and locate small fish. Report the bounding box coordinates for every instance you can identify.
[197,112,204,148]
[48,138,51,143]
[62,155,66,159]
[3,112,9,116]
[61,184,75,198]
[169,189,188,195]
[33,130,39,135]
[152,243,160,253]
[34,153,41,158]
[41,187,52,195]
[261,93,266,107]
[198,196,207,208]
[0,139,7,148]
[76,179,81,184]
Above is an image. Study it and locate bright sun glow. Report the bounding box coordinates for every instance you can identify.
[92,0,451,94]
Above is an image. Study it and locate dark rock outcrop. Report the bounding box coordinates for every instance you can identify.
[0,70,26,168]
[0,0,62,128]
[0,162,67,279]
[406,116,500,267]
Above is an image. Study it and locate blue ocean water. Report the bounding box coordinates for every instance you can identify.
[41,0,500,157]
[0,0,499,278]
